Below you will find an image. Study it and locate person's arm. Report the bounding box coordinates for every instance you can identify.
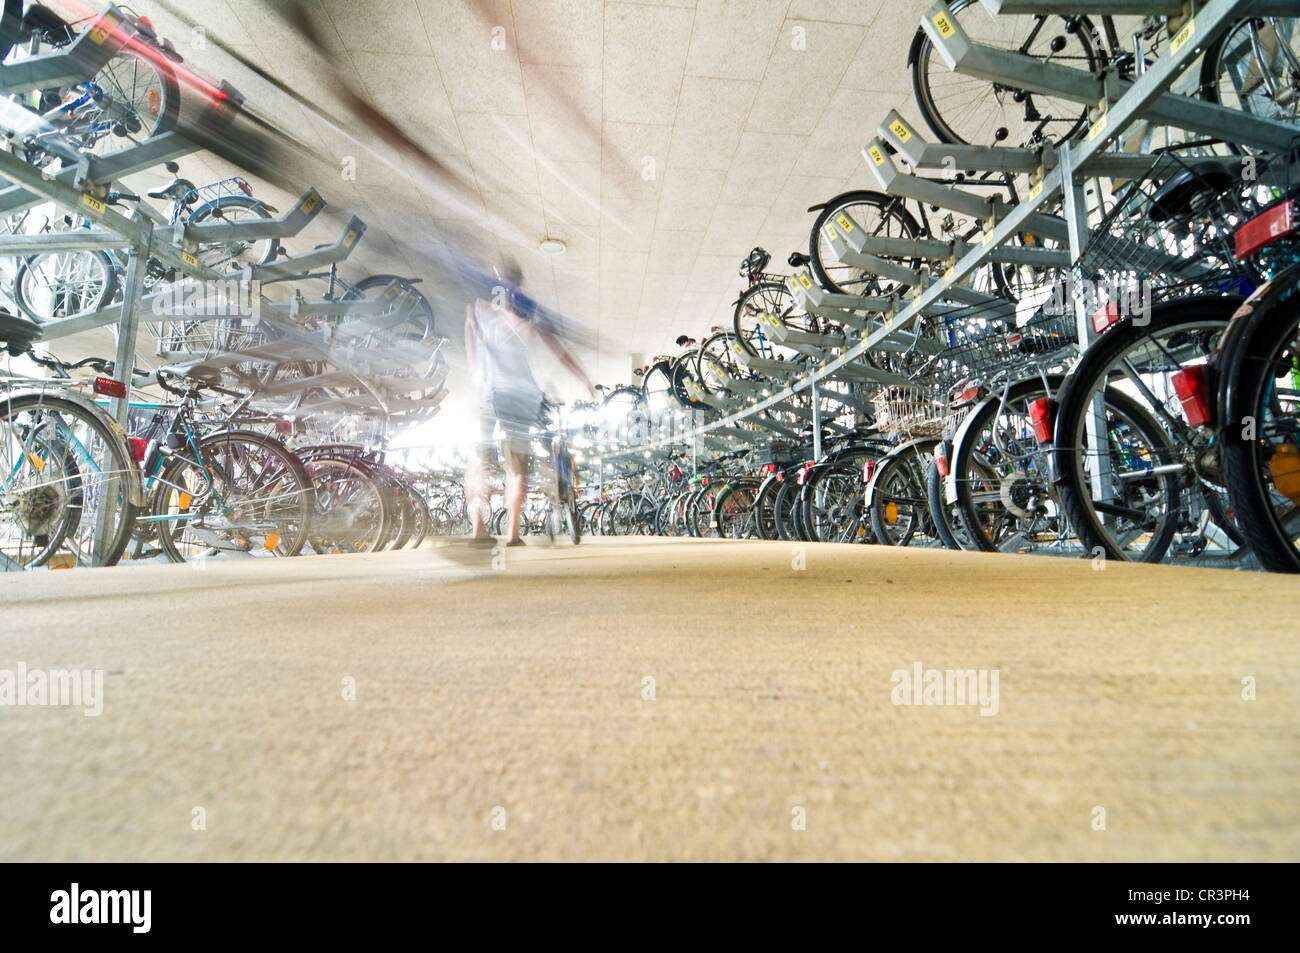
[535,323,595,398]
[464,303,478,373]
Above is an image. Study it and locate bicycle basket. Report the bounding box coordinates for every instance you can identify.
[871,383,954,438]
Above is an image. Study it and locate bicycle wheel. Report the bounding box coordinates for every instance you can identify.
[926,445,968,551]
[304,456,389,553]
[13,250,117,323]
[152,430,312,562]
[1052,298,1241,562]
[0,391,140,570]
[802,450,873,544]
[76,42,180,156]
[951,376,1079,554]
[732,281,811,361]
[713,479,759,539]
[405,482,431,548]
[911,0,1098,147]
[868,439,938,546]
[1201,17,1300,128]
[808,190,921,296]
[1217,267,1300,571]
[186,195,277,271]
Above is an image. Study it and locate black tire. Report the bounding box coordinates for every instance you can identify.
[1051,297,1241,562]
[303,454,390,553]
[13,249,118,323]
[808,190,921,296]
[868,439,938,546]
[926,445,965,551]
[713,478,760,539]
[0,391,140,569]
[186,194,277,270]
[801,449,874,544]
[1217,265,1300,571]
[911,0,1097,147]
[153,430,312,562]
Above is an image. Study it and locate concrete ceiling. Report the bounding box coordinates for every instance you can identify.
[47,0,949,406]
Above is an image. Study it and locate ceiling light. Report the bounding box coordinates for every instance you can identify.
[539,238,566,255]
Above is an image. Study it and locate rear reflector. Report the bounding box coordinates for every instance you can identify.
[1235,200,1296,260]
[760,462,776,474]
[1171,365,1211,427]
[276,419,294,436]
[1029,397,1055,444]
[862,460,875,482]
[1092,301,1123,335]
[935,451,949,477]
[127,437,147,462]
[93,377,127,398]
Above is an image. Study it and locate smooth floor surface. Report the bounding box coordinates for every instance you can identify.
[1,537,1296,862]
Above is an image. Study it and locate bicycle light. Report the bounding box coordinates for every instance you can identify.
[92,377,127,398]
[1171,365,1212,428]
[1029,398,1055,444]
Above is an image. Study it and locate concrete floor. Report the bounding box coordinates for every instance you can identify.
[1,537,1296,862]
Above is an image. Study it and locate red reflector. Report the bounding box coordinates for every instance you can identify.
[1005,332,1023,347]
[1171,365,1212,427]
[701,477,708,486]
[276,419,293,436]
[1092,301,1122,335]
[93,377,127,398]
[1029,397,1055,444]
[862,460,874,482]
[127,437,147,462]
[761,462,776,474]
[935,451,949,477]
[1235,201,1296,260]
[137,15,154,31]
[775,472,784,482]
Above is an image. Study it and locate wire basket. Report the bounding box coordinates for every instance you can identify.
[871,383,954,438]
[918,303,1078,387]
[1075,150,1281,302]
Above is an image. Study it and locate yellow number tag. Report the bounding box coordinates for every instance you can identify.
[944,266,956,282]
[181,251,199,268]
[932,12,955,38]
[80,193,106,215]
[982,229,993,246]
[1029,181,1043,200]
[888,119,911,143]
[87,14,118,45]
[836,214,854,233]
[867,145,886,166]
[1170,19,1195,56]
[1088,114,1107,141]
[299,192,321,215]
[823,223,838,242]
[798,273,812,289]
[787,277,801,294]
[342,229,358,248]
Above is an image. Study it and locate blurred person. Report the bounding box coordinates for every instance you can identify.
[465,258,594,546]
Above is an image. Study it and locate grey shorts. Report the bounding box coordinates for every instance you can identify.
[478,402,532,476]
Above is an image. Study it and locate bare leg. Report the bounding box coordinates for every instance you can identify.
[467,457,491,539]
[505,465,527,542]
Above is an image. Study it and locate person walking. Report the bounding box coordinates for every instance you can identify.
[464,258,594,545]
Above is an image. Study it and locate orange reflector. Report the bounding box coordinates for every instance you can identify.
[264,532,281,551]
[178,492,192,509]
[884,501,899,523]
[1171,366,1211,428]
[1269,445,1300,505]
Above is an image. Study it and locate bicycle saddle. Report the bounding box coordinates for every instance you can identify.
[147,177,198,201]
[1148,163,1235,223]
[0,309,43,352]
